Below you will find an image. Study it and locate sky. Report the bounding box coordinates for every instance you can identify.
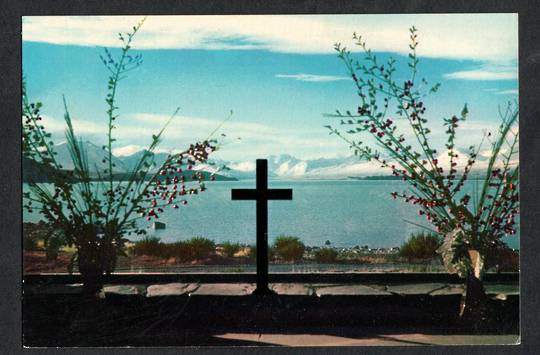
[22,14,518,162]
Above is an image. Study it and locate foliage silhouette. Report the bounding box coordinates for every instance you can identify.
[328,27,519,322]
[22,18,228,293]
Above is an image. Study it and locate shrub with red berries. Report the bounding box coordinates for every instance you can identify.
[140,141,219,221]
[22,19,227,283]
[326,27,519,280]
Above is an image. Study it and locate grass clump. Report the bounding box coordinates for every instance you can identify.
[247,245,277,263]
[132,236,163,257]
[273,235,305,262]
[484,245,519,272]
[23,222,45,251]
[132,236,215,261]
[247,245,257,261]
[23,234,41,251]
[44,232,65,261]
[399,232,442,262]
[314,247,339,263]
[187,237,216,260]
[221,241,242,257]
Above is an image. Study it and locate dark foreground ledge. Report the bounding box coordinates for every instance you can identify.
[24,271,519,285]
[23,273,519,347]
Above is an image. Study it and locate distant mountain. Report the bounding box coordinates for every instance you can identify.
[266,154,366,179]
[118,150,170,172]
[207,152,495,180]
[25,143,236,182]
[208,154,380,180]
[221,150,498,180]
[95,146,377,180]
[22,157,73,183]
[52,141,127,173]
[349,175,401,181]
[43,142,495,182]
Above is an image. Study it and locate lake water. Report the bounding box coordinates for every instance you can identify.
[23,180,519,249]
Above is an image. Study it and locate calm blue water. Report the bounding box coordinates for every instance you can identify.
[23,180,519,249]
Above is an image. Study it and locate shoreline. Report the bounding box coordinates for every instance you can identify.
[23,222,520,274]
[24,250,445,274]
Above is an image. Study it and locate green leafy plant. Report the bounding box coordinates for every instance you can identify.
[483,245,519,272]
[23,222,48,251]
[165,241,193,262]
[23,233,40,252]
[399,232,442,262]
[327,27,519,321]
[314,247,339,263]
[221,240,242,258]
[22,19,227,294]
[44,231,65,261]
[186,237,216,260]
[247,245,257,261]
[273,235,305,262]
[131,236,216,261]
[132,236,163,257]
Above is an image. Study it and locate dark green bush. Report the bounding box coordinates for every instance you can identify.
[186,237,216,260]
[159,241,187,260]
[23,234,40,251]
[484,244,519,272]
[133,236,163,257]
[399,232,442,261]
[133,236,215,261]
[45,233,65,261]
[222,241,241,258]
[273,235,305,262]
[23,223,44,251]
[314,247,339,263]
[248,245,277,262]
[248,245,256,260]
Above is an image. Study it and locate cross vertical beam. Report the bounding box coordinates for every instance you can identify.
[231,159,293,295]
[256,160,270,294]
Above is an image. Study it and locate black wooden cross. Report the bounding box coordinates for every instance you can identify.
[231,159,293,295]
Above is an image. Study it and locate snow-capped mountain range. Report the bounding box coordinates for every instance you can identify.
[49,142,384,179]
[49,141,492,180]
[196,154,390,180]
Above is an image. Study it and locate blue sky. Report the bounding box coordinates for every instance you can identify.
[22,15,518,164]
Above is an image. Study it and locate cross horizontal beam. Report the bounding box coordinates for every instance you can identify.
[231,189,292,200]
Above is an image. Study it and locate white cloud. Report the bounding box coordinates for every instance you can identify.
[435,149,473,170]
[117,112,345,161]
[37,108,514,164]
[482,88,518,95]
[275,73,350,82]
[458,121,500,133]
[129,112,335,147]
[22,14,518,61]
[229,161,256,172]
[479,149,493,159]
[40,114,104,135]
[495,89,518,95]
[444,67,517,81]
[131,112,270,135]
[38,111,341,158]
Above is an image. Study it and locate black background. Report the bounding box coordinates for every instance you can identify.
[1,0,539,354]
